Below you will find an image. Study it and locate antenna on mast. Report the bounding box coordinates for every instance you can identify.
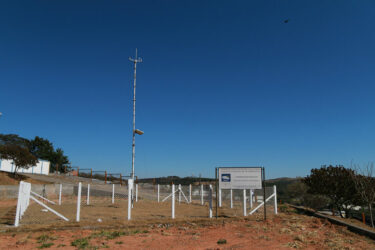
[129,49,143,181]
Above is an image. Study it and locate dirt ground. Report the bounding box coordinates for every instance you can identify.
[9,197,267,228]
[0,207,374,249]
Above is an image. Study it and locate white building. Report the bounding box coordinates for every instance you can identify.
[0,159,50,175]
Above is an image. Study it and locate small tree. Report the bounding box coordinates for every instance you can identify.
[351,164,375,228]
[50,148,70,173]
[304,165,359,218]
[0,144,38,175]
[28,136,54,160]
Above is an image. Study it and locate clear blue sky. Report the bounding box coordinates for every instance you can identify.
[1,1,375,179]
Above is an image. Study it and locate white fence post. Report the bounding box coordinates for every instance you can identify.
[179,184,181,203]
[59,183,62,205]
[274,185,278,214]
[250,189,253,209]
[172,184,175,219]
[218,188,222,207]
[135,184,138,202]
[87,184,90,205]
[157,184,160,202]
[209,184,213,218]
[230,189,233,209]
[112,184,115,204]
[201,184,204,205]
[15,181,31,227]
[76,182,82,222]
[243,189,246,216]
[189,184,192,203]
[128,179,133,220]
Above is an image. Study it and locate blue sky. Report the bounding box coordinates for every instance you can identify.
[1,1,375,179]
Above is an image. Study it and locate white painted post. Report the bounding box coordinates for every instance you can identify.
[243,189,246,217]
[112,184,115,204]
[171,184,175,219]
[201,184,204,205]
[274,185,278,215]
[178,184,181,204]
[135,184,138,202]
[157,184,160,202]
[76,182,82,222]
[209,184,213,218]
[230,189,233,209]
[250,189,253,209]
[58,183,62,205]
[14,181,24,227]
[87,184,90,205]
[218,188,222,207]
[127,179,133,220]
[189,184,192,203]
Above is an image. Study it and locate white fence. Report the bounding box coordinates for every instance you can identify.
[7,181,278,227]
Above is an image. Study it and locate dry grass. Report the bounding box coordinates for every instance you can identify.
[0,171,51,185]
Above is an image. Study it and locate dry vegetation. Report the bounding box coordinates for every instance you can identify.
[0,171,51,185]
[0,206,374,249]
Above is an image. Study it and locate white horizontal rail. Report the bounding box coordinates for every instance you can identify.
[162,189,179,202]
[30,195,69,221]
[249,193,275,215]
[31,191,56,205]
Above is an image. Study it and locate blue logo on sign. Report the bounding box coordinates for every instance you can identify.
[221,174,231,182]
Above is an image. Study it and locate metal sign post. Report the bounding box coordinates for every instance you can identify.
[216,166,265,220]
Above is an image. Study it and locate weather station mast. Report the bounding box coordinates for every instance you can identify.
[129,49,144,182]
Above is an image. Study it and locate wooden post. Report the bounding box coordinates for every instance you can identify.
[362,212,366,224]
[77,167,80,177]
[105,171,107,184]
[90,169,92,180]
[120,174,122,186]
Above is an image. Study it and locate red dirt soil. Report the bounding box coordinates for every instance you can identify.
[1,209,374,249]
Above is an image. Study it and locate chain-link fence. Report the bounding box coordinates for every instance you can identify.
[0,181,277,228]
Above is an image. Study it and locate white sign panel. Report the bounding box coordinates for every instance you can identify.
[218,167,262,190]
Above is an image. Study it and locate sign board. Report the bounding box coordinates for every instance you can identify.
[218,167,262,190]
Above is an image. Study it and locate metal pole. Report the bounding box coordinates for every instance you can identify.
[250,189,253,209]
[189,184,192,203]
[201,184,204,205]
[76,182,82,222]
[129,49,142,181]
[178,184,181,204]
[157,184,160,202]
[243,189,247,216]
[215,168,218,219]
[127,179,133,220]
[59,183,62,205]
[135,183,138,202]
[274,185,278,214]
[112,184,115,204]
[209,184,213,218]
[263,167,267,221]
[230,189,233,209]
[172,184,175,219]
[87,184,90,205]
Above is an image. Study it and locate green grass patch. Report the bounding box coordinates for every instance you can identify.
[37,242,54,249]
[36,234,56,243]
[217,239,227,244]
[71,237,90,249]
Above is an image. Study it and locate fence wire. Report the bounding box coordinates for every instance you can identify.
[0,182,277,228]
